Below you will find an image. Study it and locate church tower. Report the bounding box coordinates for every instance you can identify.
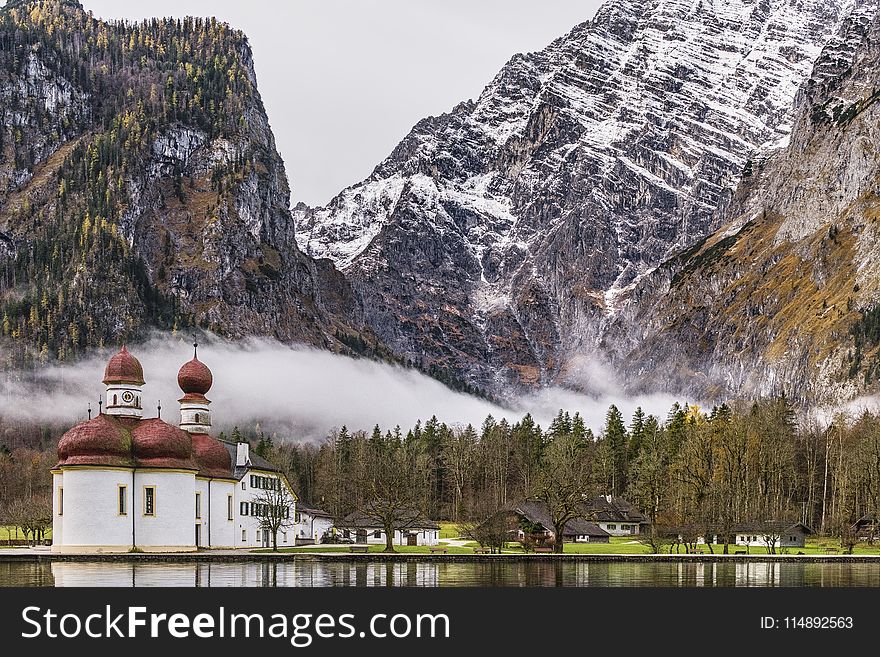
[178,343,213,434]
[103,345,144,418]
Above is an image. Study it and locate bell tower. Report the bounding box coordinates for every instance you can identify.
[178,342,214,434]
[102,345,145,418]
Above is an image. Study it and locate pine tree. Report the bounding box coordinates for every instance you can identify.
[548,409,572,439]
[629,407,646,462]
[604,404,628,496]
[231,426,243,444]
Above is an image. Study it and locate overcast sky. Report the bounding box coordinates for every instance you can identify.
[74,1,603,206]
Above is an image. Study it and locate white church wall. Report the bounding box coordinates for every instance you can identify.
[208,479,236,548]
[54,468,133,552]
[133,471,197,551]
[51,471,63,548]
[195,478,209,548]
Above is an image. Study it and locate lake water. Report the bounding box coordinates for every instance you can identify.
[3,559,880,587]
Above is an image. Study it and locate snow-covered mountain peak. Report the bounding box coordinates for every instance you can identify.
[293,0,859,391]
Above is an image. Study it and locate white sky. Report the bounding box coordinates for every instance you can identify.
[72,1,604,206]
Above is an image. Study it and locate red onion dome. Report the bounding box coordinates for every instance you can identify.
[178,357,212,395]
[56,415,135,468]
[103,345,145,385]
[191,434,233,479]
[132,418,196,470]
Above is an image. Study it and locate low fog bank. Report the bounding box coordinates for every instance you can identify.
[0,335,684,440]
[809,395,880,428]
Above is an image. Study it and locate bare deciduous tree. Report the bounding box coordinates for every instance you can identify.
[531,432,592,553]
[252,484,296,552]
[357,437,422,552]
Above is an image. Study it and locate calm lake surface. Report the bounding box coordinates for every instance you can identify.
[2,559,880,587]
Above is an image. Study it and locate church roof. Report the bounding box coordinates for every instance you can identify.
[178,356,212,395]
[57,345,258,480]
[56,414,135,468]
[102,345,145,386]
[132,418,197,469]
[56,414,198,470]
[191,433,234,479]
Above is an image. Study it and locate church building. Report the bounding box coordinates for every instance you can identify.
[51,345,297,553]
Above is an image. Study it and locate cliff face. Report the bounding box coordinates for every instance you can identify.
[0,0,370,366]
[295,0,856,393]
[604,2,880,404]
[8,0,880,406]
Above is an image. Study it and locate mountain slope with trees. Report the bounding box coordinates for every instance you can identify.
[0,0,374,369]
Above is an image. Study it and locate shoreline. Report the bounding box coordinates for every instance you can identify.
[2,551,879,564]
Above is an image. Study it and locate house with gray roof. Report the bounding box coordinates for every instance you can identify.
[337,508,440,546]
[582,495,650,536]
[494,500,610,543]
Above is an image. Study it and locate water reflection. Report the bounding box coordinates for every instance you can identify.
[0,560,878,587]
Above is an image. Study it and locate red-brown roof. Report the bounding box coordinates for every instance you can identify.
[56,414,135,468]
[178,357,212,395]
[103,346,145,385]
[132,418,197,470]
[191,433,233,478]
[56,415,199,471]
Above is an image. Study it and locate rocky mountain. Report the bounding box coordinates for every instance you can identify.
[295,0,858,396]
[7,0,880,406]
[0,0,372,368]
[604,1,880,404]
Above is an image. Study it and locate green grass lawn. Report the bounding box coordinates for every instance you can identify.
[0,525,52,541]
[255,544,477,555]
[255,533,880,556]
[438,522,459,539]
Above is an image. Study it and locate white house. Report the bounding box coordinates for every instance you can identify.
[337,510,440,546]
[729,523,810,549]
[231,442,299,549]
[293,505,334,544]
[492,501,610,544]
[51,345,296,553]
[583,495,650,536]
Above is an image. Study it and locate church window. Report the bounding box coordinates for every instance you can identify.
[195,492,202,519]
[58,487,63,515]
[241,529,247,542]
[144,486,156,516]
[228,495,234,521]
[195,413,201,424]
[240,502,249,516]
[118,485,127,515]
[113,394,117,405]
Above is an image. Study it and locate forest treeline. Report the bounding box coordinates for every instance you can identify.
[4,398,880,542]
[258,398,880,538]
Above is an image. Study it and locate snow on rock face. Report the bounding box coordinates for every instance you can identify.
[295,0,855,393]
[601,1,880,405]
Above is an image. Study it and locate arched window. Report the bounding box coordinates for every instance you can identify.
[195,413,201,424]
